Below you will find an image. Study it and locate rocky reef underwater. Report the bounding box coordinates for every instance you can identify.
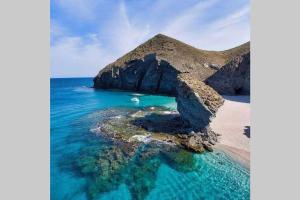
[59,106,230,200]
[51,78,249,200]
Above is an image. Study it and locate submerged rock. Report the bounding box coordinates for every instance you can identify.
[91,107,212,154]
[161,148,198,172]
[59,107,226,199]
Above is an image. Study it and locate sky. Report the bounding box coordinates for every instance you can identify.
[51,0,250,78]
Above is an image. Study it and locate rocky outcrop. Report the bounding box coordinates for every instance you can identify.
[93,34,249,137]
[205,52,250,95]
[93,53,180,95]
[92,107,208,153]
[181,133,205,153]
[176,73,224,132]
[94,34,250,95]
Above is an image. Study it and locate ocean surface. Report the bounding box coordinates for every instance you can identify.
[51,78,250,200]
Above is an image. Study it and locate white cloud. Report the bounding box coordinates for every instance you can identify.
[194,4,250,50]
[50,1,153,78]
[163,0,219,36]
[161,1,250,50]
[51,35,115,77]
[51,0,250,77]
[101,1,151,55]
[210,4,250,31]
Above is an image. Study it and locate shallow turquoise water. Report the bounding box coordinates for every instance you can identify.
[51,78,250,200]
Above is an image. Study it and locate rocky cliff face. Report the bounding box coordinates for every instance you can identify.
[205,52,250,95]
[93,34,250,96]
[176,73,224,133]
[94,53,180,95]
[93,34,249,135]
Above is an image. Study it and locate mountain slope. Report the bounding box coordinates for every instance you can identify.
[93,34,250,95]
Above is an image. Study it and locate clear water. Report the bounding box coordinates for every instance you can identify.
[51,78,250,200]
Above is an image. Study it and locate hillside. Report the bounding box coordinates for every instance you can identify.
[93,34,250,95]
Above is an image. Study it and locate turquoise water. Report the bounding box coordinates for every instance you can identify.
[51,78,250,200]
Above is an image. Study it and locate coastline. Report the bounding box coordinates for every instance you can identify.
[214,144,250,170]
[210,95,250,170]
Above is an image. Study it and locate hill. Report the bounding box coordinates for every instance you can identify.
[93,34,250,95]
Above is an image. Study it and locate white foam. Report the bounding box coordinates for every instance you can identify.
[73,86,92,93]
[132,93,144,96]
[112,115,122,119]
[128,134,152,143]
[89,127,101,133]
[131,97,140,103]
[130,110,143,117]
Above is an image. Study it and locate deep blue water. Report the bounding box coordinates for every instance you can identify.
[51,78,250,200]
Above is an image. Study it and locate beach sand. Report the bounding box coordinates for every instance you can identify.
[210,96,250,169]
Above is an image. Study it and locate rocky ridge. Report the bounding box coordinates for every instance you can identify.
[94,34,250,95]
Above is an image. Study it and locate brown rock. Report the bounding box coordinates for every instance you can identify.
[202,142,213,152]
[181,134,205,153]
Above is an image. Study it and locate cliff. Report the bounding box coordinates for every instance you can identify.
[205,52,250,95]
[93,34,250,134]
[93,34,250,95]
[176,73,224,134]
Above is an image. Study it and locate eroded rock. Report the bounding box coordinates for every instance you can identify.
[176,73,224,132]
[205,52,250,95]
[181,134,205,153]
[91,107,212,154]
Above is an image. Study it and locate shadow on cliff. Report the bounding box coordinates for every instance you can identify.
[130,113,190,134]
[94,53,180,96]
[205,52,250,95]
[223,95,250,103]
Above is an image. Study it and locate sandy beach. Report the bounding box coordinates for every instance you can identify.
[210,96,250,169]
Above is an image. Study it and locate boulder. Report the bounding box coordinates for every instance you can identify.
[181,134,205,153]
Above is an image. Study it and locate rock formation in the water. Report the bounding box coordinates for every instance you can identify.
[93,34,249,133]
[93,34,250,96]
[205,52,250,95]
[91,107,216,153]
[176,73,224,132]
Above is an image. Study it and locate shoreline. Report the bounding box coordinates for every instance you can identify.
[214,144,250,170]
[210,95,250,170]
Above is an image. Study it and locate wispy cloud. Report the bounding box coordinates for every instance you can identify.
[163,0,219,37]
[51,0,250,77]
[211,4,250,30]
[102,1,151,55]
[51,34,115,77]
[193,4,250,50]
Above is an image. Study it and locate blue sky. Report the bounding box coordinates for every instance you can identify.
[51,0,250,78]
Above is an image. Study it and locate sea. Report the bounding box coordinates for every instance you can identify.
[51,77,250,200]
